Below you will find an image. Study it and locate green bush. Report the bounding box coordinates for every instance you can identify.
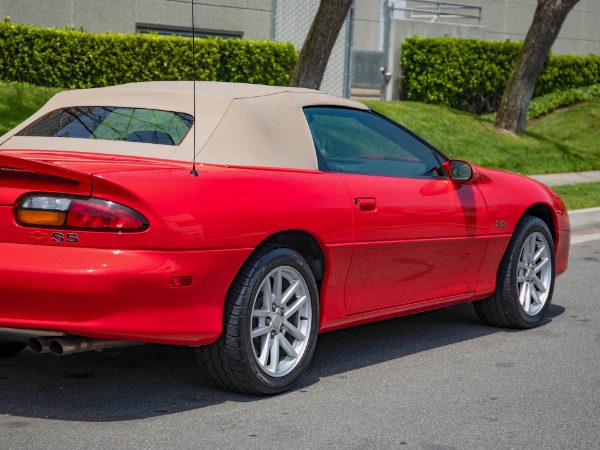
[217,38,297,85]
[484,84,600,121]
[537,54,600,94]
[0,19,296,89]
[401,36,600,114]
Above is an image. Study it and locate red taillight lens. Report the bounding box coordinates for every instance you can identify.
[66,199,147,230]
[16,195,149,232]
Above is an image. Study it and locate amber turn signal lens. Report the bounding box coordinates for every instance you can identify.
[17,210,66,226]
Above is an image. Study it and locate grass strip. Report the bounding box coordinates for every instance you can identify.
[551,182,600,210]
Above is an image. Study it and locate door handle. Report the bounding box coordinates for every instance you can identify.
[355,197,376,211]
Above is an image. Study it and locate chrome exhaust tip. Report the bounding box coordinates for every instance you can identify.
[48,337,83,356]
[27,337,53,354]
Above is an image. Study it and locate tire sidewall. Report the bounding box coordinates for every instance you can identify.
[240,248,319,394]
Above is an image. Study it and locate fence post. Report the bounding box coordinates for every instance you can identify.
[343,0,355,99]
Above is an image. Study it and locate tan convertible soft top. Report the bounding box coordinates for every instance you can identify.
[0,81,368,170]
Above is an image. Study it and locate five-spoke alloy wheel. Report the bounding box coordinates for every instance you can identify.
[250,265,313,378]
[516,231,552,316]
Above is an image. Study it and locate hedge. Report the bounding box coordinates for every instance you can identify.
[0,19,297,89]
[401,36,600,114]
[483,84,600,122]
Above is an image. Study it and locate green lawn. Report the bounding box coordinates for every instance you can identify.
[363,99,600,175]
[0,82,62,136]
[551,182,600,210]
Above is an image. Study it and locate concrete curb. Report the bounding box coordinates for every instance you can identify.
[568,207,600,233]
[530,171,600,187]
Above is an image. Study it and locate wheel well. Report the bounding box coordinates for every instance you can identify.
[523,204,556,242]
[259,231,325,284]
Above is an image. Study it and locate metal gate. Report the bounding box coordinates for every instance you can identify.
[348,0,391,99]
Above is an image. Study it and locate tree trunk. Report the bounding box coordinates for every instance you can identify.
[289,0,353,89]
[495,0,579,134]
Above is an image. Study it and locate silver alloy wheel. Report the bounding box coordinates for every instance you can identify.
[250,265,312,377]
[517,231,552,316]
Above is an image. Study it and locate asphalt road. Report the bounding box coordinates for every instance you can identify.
[1,238,599,449]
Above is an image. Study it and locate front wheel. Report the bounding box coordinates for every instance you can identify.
[0,341,27,358]
[474,215,555,328]
[195,245,319,395]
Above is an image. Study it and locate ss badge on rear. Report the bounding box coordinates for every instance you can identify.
[51,232,79,243]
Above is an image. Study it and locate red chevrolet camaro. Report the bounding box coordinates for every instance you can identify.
[0,82,570,394]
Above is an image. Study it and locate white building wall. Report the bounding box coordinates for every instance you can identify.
[456,0,600,55]
[1,0,598,55]
[0,0,273,40]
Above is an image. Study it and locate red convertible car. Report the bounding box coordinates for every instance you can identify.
[0,82,569,394]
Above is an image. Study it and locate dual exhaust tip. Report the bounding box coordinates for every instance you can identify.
[27,336,136,356]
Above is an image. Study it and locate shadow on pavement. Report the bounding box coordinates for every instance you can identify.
[0,302,564,422]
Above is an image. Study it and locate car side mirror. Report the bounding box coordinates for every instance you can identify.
[443,160,478,182]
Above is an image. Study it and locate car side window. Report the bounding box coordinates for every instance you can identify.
[303,107,445,178]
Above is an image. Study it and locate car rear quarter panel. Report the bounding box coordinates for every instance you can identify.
[1,166,354,344]
[92,166,355,328]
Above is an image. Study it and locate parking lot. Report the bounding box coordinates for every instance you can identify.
[1,237,599,449]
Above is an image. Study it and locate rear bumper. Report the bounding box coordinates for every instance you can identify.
[0,243,251,345]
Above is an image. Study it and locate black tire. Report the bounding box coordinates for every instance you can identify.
[0,341,27,358]
[195,245,319,395]
[473,215,555,329]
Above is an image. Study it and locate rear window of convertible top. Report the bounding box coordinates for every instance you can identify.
[18,107,194,146]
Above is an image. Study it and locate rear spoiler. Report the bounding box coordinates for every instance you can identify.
[0,153,92,195]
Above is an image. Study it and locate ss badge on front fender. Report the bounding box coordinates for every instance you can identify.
[496,220,507,229]
[51,232,79,243]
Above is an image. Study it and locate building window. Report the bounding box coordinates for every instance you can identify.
[136,23,243,39]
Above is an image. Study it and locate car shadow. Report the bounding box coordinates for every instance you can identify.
[0,302,564,422]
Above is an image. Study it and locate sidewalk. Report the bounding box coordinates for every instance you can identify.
[529,170,600,187]
[528,170,600,234]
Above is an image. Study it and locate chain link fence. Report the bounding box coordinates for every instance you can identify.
[272,0,349,97]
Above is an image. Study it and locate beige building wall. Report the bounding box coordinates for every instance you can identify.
[1,0,599,67]
[457,0,600,55]
[1,0,598,55]
[0,0,273,40]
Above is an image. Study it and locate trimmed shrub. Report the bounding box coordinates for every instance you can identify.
[483,84,600,122]
[537,54,600,94]
[0,19,296,89]
[401,36,600,114]
[217,38,297,85]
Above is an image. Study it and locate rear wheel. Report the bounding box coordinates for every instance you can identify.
[196,245,319,395]
[474,215,555,328]
[0,341,27,358]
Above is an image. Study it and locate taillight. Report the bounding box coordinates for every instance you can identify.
[16,195,149,232]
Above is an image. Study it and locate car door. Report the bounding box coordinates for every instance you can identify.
[304,107,489,315]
